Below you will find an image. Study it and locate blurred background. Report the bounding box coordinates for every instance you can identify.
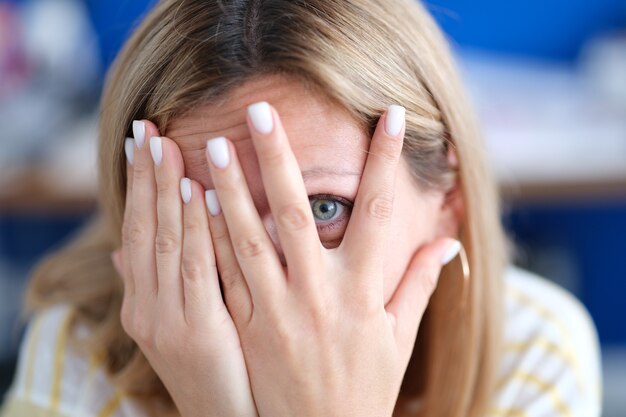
[0,0,625,414]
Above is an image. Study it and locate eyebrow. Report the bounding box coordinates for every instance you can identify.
[301,167,362,180]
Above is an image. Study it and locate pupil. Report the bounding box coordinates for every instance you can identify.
[313,200,336,221]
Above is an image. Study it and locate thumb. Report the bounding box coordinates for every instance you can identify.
[385,238,461,354]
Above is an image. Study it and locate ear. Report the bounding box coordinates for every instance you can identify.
[435,145,465,238]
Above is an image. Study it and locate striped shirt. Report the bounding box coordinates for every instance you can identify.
[0,266,601,417]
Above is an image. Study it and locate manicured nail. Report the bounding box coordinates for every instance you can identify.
[385,104,405,137]
[180,177,192,204]
[441,240,461,265]
[205,190,221,216]
[247,101,274,134]
[133,120,146,148]
[124,137,135,165]
[206,137,230,169]
[149,136,163,166]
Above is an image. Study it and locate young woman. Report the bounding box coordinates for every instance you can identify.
[0,1,601,416]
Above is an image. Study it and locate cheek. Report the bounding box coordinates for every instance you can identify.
[381,179,443,305]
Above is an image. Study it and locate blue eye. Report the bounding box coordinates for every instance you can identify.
[308,194,353,233]
[311,198,342,222]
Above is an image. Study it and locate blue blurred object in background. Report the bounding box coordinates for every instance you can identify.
[429,0,626,61]
[82,0,155,73]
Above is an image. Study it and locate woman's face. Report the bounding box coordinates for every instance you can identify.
[166,74,458,304]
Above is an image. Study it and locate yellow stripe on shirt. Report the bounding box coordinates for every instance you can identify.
[50,311,73,412]
[507,287,584,391]
[504,337,583,392]
[497,371,573,417]
[97,392,123,417]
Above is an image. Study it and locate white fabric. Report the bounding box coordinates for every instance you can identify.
[489,267,602,417]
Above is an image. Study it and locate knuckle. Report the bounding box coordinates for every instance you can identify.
[307,303,329,335]
[183,216,204,233]
[277,203,310,231]
[127,219,146,246]
[155,226,179,255]
[181,257,204,283]
[234,235,266,260]
[365,192,394,223]
[156,178,175,195]
[131,163,150,180]
[260,146,288,166]
[215,171,242,195]
[272,319,295,351]
[299,286,331,334]
[376,141,400,164]
[210,222,230,242]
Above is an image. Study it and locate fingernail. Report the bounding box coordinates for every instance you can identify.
[149,136,163,166]
[205,190,221,216]
[180,177,192,204]
[133,120,146,148]
[441,240,461,265]
[385,104,405,137]
[206,137,230,169]
[247,101,274,134]
[124,137,134,165]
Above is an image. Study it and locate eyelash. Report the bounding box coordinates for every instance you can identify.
[308,194,354,233]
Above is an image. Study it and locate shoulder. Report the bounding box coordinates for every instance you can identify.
[489,266,602,417]
[0,305,146,417]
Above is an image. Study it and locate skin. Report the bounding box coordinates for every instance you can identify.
[167,75,459,303]
[112,74,462,417]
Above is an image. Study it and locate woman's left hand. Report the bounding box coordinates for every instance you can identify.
[204,102,461,417]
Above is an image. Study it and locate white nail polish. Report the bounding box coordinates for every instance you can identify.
[205,190,221,216]
[441,240,461,265]
[150,136,163,166]
[124,137,135,165]
[206,137,230,169]
[180,177,192,204]
[133,120,146,148]
[247,101,273,134]
[385,104,405,137]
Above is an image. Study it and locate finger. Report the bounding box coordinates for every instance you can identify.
[180,179,229,326]
[121,137,136,297]
[247,102,323,288]
[205,136,284,310]
[128,120,160,304]
[205,189,253,327]
[339,105,405,287]
[150,135,185,316]
[385,238,461,358]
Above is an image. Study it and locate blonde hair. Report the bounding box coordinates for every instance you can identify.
[26,0,507,416]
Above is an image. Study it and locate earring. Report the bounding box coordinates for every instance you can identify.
[456,242,470,309]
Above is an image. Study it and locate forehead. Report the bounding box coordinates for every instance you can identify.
[165,74,370,193]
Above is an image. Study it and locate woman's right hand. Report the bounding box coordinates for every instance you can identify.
[110,119,258,417]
